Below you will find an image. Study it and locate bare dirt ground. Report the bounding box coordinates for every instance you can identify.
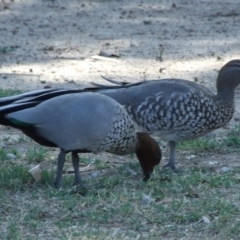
[0,0,240,169]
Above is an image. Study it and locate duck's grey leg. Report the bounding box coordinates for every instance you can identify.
[71,152,82,186]
[163,141,178,171]
[54,149,66,188]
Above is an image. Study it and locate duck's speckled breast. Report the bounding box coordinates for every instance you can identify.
[95,104,137,155]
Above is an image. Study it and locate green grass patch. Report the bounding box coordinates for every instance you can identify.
[0,148,8,161]
[223,125,240,148]
[0,46,18,54]
[0,89,23,98]
[178,125,240,154]
[1,161,240,239]
[0,89,22,98]
[25,146,49,164]
[178,137,222,153]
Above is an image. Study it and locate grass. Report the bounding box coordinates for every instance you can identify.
[1,143,240,239]
[25,146,49,164]
[1,162,240,239]
[178,125,240,154]
[0,89,22,98]
[0,46,18,54]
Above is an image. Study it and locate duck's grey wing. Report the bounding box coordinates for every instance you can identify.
[13,89,85,104]
[6,93,117,152]
[90,77,215,105]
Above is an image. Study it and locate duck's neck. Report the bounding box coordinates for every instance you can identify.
[215,88,235,125]
[216,67,240,106]
[216,87,235,107]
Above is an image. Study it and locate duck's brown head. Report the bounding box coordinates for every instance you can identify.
[135,132,161,181]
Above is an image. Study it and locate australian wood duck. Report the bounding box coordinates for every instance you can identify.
[90,59,240,170]
[0,92,161,189]
[1,59,239,171]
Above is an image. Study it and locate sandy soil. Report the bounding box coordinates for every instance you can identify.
[0,0,240,169]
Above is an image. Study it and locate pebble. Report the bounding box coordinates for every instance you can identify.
[142,194,154,205]
[91,171,101,178]
[0,142,6,148]
[220,166,231,173]
[6,153,16,160]
[7,139,18,145]
[143,20,152,25]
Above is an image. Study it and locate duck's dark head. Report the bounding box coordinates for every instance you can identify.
[135,132,161,181]
[217,60,240,95]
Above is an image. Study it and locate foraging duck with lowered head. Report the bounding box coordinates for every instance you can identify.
[0,92,161,189]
